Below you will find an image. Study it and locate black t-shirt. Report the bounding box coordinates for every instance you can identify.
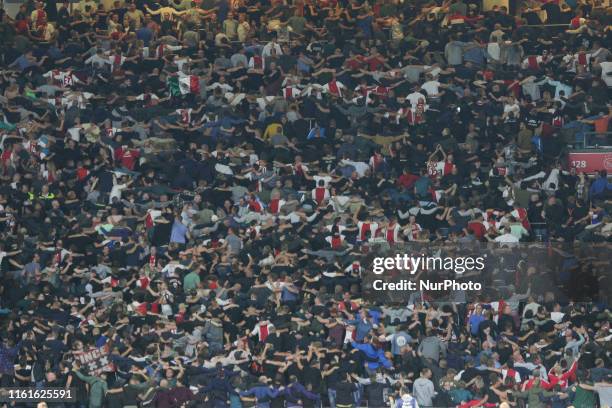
[496,344,514,365]
[542,3,561,24]
[335,381,357,405]
[417,207,443,232]
[68,371,89,402]
[365,381,387,407]
[544,202,564,224]
[523,10,542,25]
[302,366,322,392]
[569,206,588,224]
[454,65,476,81]
[460,367,482,383]
[498,314,516,333]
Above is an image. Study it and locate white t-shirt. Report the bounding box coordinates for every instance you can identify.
[341,160,370,177]
[600,61,612,87]
[503,102,520,116]
[424,65,442,78]
[262,42,282,58]
[421,81,441,97]
[550,312,565,323]
[161,304,173,316]
[313,175,332,187]
[109,183,127,203]
[406,91,427,108]
[67,127,81,142]
[487,42,501,61]
[495,233,519,243]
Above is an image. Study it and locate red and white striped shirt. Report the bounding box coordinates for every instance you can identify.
[357,221,378,242]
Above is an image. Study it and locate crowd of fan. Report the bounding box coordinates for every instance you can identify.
[0,0,611,406]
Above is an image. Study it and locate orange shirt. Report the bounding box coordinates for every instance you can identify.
[594,115,609,134]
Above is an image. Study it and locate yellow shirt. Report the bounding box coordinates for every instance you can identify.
[263,123,283,140]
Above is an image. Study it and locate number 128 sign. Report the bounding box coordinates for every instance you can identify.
[568,150,612,174]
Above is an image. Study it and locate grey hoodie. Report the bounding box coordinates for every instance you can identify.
[413,377,436,407]
[417,336,447,362]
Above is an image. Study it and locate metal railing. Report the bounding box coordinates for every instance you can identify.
[579,131,612,149]
[520,23,572,27]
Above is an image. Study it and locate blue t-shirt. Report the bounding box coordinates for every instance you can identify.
[170,220,188,244]
[469,314,485,335]
[390,332,413,355]
[415,177,432,197]
[14,55,34,71]
[136,27,154,46]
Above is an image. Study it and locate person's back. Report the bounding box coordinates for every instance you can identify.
[74,369,108,408]
[445,40,464,66]
[364,380,387,407]
[335,379,356,406]
[203,319,224,350]
[414,176,431,198]
[136,26,153,45]
[395,392,419,408]
[514,380,552,408]
[183,271,200,292]
[572,383,596,408]
[413,370,435,407]
[509,224,528,240]
[542,1,561,24]
[226,233,242,255]
[123,381,152,406]
[463,43,487,67]
[182,30,199,48]
[390,331,412,355]
[418,335,443,362]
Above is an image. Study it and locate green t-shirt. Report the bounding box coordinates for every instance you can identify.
[572,385,596,408]
[183,271,201,292]
[510,224,528,239]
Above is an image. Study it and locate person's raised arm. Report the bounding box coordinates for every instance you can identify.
[144,6,161,15]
